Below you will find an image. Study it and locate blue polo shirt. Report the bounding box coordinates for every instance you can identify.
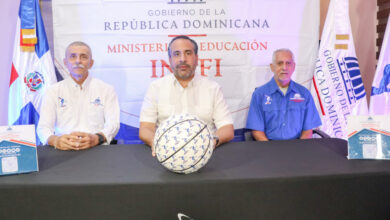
[246,78,322,140]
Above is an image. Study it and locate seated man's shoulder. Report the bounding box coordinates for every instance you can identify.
[159,74,175,83]
[291,81,312,95]
[197,76,221,89]
[148,74,175,88]
[253,82,270,95]
[91,77,115,90]
[48,79,67,92]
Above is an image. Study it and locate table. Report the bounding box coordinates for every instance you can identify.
[1,138,390,219]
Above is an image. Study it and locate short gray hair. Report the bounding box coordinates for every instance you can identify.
[272,48,294,64]
[65,41,92,58]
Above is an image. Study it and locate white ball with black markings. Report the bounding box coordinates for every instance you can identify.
[154,114,214,174]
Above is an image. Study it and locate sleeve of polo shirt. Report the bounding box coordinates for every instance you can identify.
[302,93,322,131]
[101,86,120,144]
[246,90,265,132]
[212,86,233,129]
[37,87,57,145]
[139,82,158,123]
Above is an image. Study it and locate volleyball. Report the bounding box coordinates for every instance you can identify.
[154,114,214,174]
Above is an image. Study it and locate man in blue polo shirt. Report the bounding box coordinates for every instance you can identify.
[246,48,321,141]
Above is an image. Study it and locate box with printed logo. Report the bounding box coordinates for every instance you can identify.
[0,125,38,175]
[347,115,390,160]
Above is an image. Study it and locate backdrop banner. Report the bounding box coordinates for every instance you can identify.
[52,0,319,142]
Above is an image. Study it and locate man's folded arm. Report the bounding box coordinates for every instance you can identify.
[139,121,156,147]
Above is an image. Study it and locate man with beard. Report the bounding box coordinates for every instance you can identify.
[139,35,234,156]
[246,48,321,141]
[37,41,120,150]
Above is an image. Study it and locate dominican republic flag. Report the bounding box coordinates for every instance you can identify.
[8,0,57,144]
[370,13,390,115]
[311,0,368,139]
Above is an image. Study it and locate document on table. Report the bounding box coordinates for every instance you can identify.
[0,125,38,175]
[348,115,390,160]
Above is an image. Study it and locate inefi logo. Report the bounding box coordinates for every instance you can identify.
[290,93,305,103]
[24,71,45,92]
[177,213,194,220]
[91,97,102,106]
[168,0,206,4]
[337,57,366,104]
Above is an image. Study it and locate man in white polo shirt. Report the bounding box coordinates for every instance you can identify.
[139,35,234,156]
[37,41,120,150]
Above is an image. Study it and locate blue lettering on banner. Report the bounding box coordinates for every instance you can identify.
[104,19,269,31]
[371,64,390,96]
[337,56,366,104]
[316,51,359,137]
[315,50,350,137]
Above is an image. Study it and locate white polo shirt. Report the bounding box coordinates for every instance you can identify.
[140,74,233,134]
[37,75,120,145]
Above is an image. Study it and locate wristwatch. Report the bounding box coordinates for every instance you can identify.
[213,136,220,146]
[96,133,105,145]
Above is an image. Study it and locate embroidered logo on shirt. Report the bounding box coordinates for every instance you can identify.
[290,93,305,102]
[264,95,272,105]
[91,97,102,106]
[58,97,66,107]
